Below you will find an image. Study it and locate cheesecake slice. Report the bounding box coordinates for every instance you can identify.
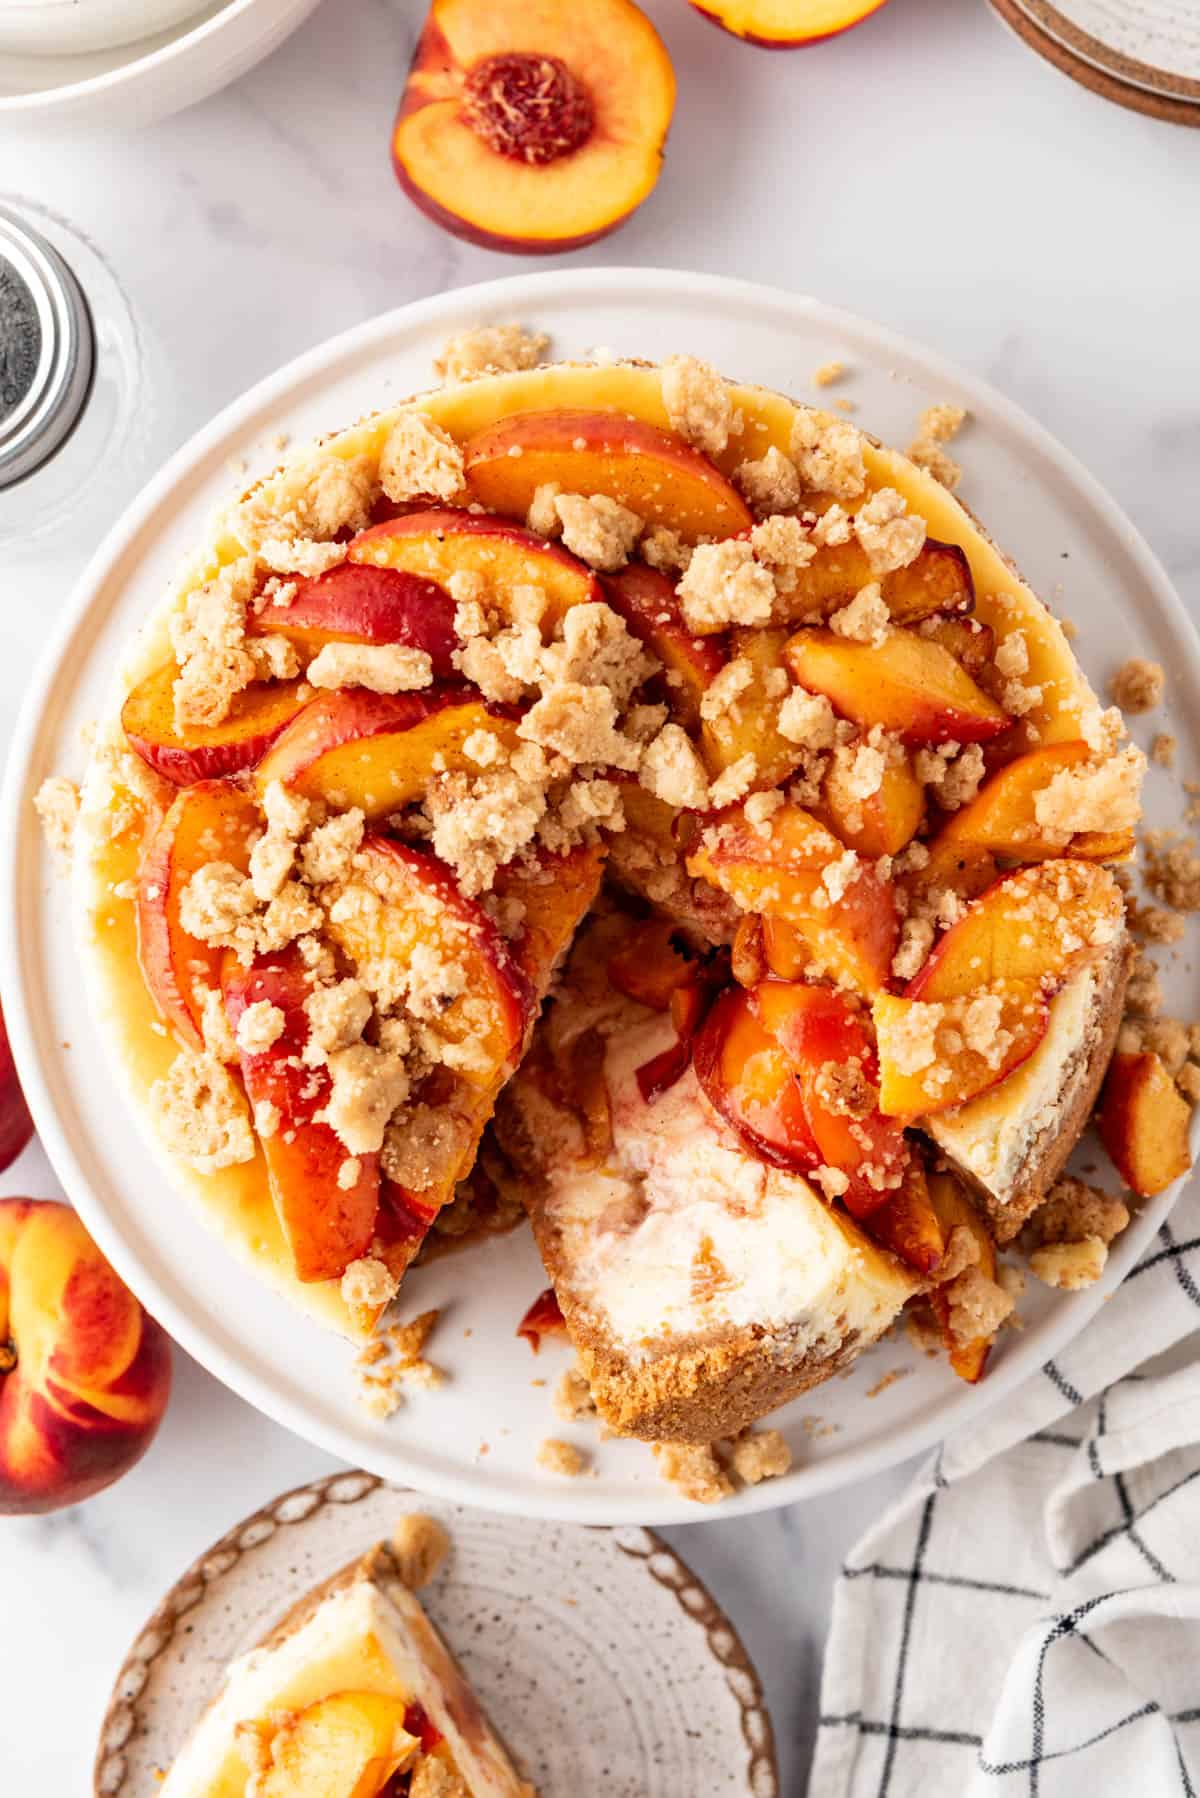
[161,1538,530,1798]
[497,969,917,1444]
[925,930,1132,1241]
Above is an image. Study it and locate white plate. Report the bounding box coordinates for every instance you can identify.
[0,0,320,126]
[4,269,1199,1525]
[1013,0,1200,98]
[93,1470,778,1796]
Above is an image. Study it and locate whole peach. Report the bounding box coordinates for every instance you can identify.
[0,1199,172,1514]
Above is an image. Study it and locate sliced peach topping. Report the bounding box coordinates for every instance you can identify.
[927,1170,999,1383]
[249,1690,418,1798]
[350,509,602,632]
[700,627,806,793]
[122,664,308,786]
[250,559,459,676]
[136,780,259,1051]
[463,410,752,541]
[872,981,1049,1118]
[927,741,1103,862]
[253,686,520,820]
[863,1159,946,1277]
[606,917,696,1011]
[688,801,898,996]
[692,0,890,49]
[392,0,676,253]
[774,536,973,629]
[605,563,726,730]
[694,986,818,1176]
[785,626,1012,746]
[919,614,995,679]
[221,945,381,1284]
[906,860,1124,1001]
[1097,1052,1192,1199]
[818,745,924,859]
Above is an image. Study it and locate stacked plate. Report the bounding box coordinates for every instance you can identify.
[989,0,1200,125]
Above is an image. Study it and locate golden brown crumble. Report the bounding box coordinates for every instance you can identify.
[33,775,79,865]
[434,321,548,383]
[341,1254,399,1313]
[640,522,693,574]
[554,1365,598,1422]
[829,582,891,646]
[729,1428,792,1484]
[661,354,741,458]
[651,1441,734,1504]
[677,539,776,634]
[1145,835,1200,911]
[151,1050,255,1173]
[812,360,845,388]
[554,492,642,572]
[1033,745,1145,836]
[1029,1238,1108,1290]
[735,446,801,516]
[410,1757,469,1798]
[639,722,710,810]
[943,1264,1014,1344]
[233,999,285,1056]
[306,641,433,694]
[378,412,464,504]
[1109,656,1164,714]
[777,687,836,749]
[390,1512,451,1588]
[907,404,967,491]
[790,411,866,501]
[169,555,259,730]
[1152,732,1177,768]
[853,488,926,575]
[1024,1177,1129,1251]
[537,1438,588,1477]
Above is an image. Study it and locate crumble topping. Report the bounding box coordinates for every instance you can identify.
[736,446,801,516]
[234,999,285,1056]
[170,555,259,729]
[652,1441,734,1504]
[151,1050,255,1172]
[942,1260,1014,1344]
[729,1428,792,1484]
[410,1760,469,1798]
[341,1254,399,1313]
[434,322,548,383]
[639,722,710,810]
[1023,1177,1129,1252]
[640,522,693,574]
[749,512,817,590]
[677,539,775,633]
[1029,1238,1109,1290]
[537,1438,588,1477]
[378,412,464,504]
[1152,732,1176,768]
[306,642,433,694]
[708,754,759,810]
[554,492,642,572]
[390,1512,451,1589]
[1033,745,1145,835]
[907,403,967,490]
[699,655,755,724]
[661,353,742,458]
[789,411,866,501]
[853,487,926,574]
[812,361,845,388]
[33,775,79,864]
[526,480,562,538]
[829,582,891,646]
[1109,656,1164,713]
[554,1364,598,1422]
[777,687,836,749]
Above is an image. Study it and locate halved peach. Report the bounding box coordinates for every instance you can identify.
[323,836,532,1081]
[785,627,1011,746]
[775,537,973,628]
[693,0,890,50]
[700,627,805,792]
[351,509,601,632]
[1097,1051,1192,1198]
[122,664,308,786]
[253,686,520,819]
[605,563,726,730]
[136,780,260,1051]
[392,0,676,253]
[872,980,1049,1118]
[688,801,898,996]
[463,410,752,541]
[221,946,381,1284]
[927,1170,998,1383]
[819,747,924,858]
[906,860,1124,1001]
[251,1690,418,1798]
[251,561,458,676]
[864,1160,945,1277]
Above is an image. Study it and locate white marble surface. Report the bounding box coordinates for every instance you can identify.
[0,0,1198,1792]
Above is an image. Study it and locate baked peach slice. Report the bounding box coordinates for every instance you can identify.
[863,1160,945,1277]
[253,686,520,820]
[463,410,752,541]
[250,1690,418,1797]
[924,740,1136,874]
[785,626,1011,746]
[221,946,381,1285]
[906,860,1125,1001]
[392,0,676,253]
[604,564,726,730]
[251,561,458,677]
[920,615,995,679]
[688,801,898,996]
[693,0,889,50]
[872,981,1049,1119]
[122,663,309,786]
[775,537,973,628]
[136,779,260,1051]
[350,509,602,632]
[700,627,807,792]
[927,1170,999,1383]
[1097,1051,1192,1199]
[819,747,924,858]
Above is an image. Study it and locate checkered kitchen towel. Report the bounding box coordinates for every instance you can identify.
[810,1193,1200,1798]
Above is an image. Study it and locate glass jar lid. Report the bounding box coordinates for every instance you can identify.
[0,203,95,491]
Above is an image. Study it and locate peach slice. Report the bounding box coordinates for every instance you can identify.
[136,780,260,1051]
[927,1170,998,1383]
[785,626,1012,746]
[253,686,520,820]
[251,561,459,676]
[605,917,696,1011]
[498,839,606,998]
[604,563,726,729]
[122,664,309,786]
[324,837,531,1082]
[700,627,806,792]
[463,410,752,541]
[392,0,676,253]
[222,946,381,1284]
[819,747,924,859]
[872,980,1049,1118]
[1097,1051,1192,1199]
[0,1198,172,1514]
[350,509,602,632]
[693,0,890,50]
[920,614,995,679]
[0,999,33,1174]
[775,537,973,628]
[927,741,1093,861]
[864,1160,945,1277]
[694,986,818,1174]
[688,801,898,996]
[251,1690,418,1798]
[906,860,1124,1001]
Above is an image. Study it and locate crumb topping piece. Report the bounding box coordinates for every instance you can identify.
[306,642,433,694]
[677,539,775,634]
[434,321,549,383]
[661,354,742,458]
[789,411,866,501]
[554,491,642,572]
[379,412,465,505]
[390,1512,451,1588]
[151,1050,255,1173]
[537,1438,588,1477]
[1109,656,1164,714]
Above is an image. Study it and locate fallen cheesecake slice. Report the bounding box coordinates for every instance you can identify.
[161,1536,530,1798]
[498,980,918,1444]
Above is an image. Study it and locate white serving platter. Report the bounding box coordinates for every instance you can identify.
[4,268,1199,1525]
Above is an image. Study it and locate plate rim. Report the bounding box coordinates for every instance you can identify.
[1011,0,1200,101]
[988,0,1200,125]
[4,265,1198,1526]
[92,1467,779,1797]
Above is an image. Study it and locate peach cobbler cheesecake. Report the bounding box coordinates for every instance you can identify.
[52,333,1190,1446]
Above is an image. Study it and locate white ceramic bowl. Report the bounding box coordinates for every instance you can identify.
[5,269,1198,1525]
[0,0,320,126]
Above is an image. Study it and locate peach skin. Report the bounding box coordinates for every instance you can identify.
[0,1199,171,1514]
[122,663,309,786]
[0,998,34,1174]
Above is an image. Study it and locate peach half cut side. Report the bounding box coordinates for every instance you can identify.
[463,409,752,541]
[392,0,676,252]
[692,0,889,49]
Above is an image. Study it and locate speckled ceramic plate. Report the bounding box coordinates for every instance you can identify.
[93,1469,777,1798]
[989,0,1200,123]
[5,269,1200,1524]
